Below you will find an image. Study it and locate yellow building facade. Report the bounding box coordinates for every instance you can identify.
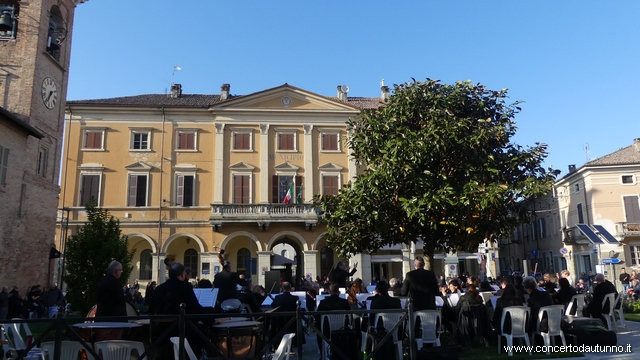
[59,84,386,288]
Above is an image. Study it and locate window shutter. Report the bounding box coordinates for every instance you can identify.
[128,175,138,206]
[85,132,93,148]
[331,134,338,150]
[272,175,278,203]
[287,134,294,150]
[81,175,99,206]
[176,175,184,205]
[184,175,194,206]
[624,196,640,222]
[295,175,302,201]
[95,132,103,148]
[322,134,328,150]
[187,133,195,150]
[233,175,242,203]
[242,175,250,203]
[136,175,147,206]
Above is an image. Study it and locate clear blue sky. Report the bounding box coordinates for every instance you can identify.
[67,1,640,176]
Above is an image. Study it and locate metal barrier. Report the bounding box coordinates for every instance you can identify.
[1,299,417,360]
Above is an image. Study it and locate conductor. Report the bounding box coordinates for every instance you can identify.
[330,261,357,288]
[214,260,247,304]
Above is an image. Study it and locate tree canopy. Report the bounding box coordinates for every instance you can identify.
[317,79,559,267]
[64,202,134,314]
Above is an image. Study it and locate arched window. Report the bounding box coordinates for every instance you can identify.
[139,249,153,280]
[184,248,198,277]
[0,2,19,39]
[237,248,250,276]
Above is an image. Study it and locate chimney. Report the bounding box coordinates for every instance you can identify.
[170,84,182,98]
[634,138,640,152]
[381,86,390,101]
[568,164,576,174]
[220,83,230,100]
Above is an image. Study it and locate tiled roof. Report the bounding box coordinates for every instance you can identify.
[68,94,384,110]
[0,106,44,139]
[585,142,640,166]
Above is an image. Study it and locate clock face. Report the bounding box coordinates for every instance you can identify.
[41,77,58,109]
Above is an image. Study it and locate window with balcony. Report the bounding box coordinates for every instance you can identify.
[623,196,640,222]
[271,175,302,203]
[233,175,250,204]
[128,174,148,207]
[577,203,584,224]
[322,175,339,196]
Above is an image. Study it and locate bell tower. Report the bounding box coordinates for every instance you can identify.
[0,0,87,286]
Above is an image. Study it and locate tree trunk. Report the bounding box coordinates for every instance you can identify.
[423,240,436,271]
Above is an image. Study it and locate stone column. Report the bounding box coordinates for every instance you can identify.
[157,252,167,283]
[303,125,314,202]
[151,254,159,283]
[257,251,272,286]
[303,250,318,281]
[213,123,225,204]
[259,124,270,203]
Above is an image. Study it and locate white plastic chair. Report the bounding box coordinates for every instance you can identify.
[601,293,618,332]
[321,314,350,360]
[272,333,296,360]
[614,292,626,329]
[169,337,198,360]
[8,321,26,350]
[94,340,146,360]
[375,313,404,360]
[497,306,531,356]
[415,310,441,349]
[535,305,566,353]
[1,325,19,359]
[565,294,585,316]
[41,341,95,360]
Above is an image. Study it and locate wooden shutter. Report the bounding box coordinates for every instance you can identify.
[187,133,195,149]
[323,175,338,196]
[242,176,250,203]
[85,132,94,148]
[287,134,294,150]
[624,196,640,222]
[176,175,184,205]
[295,175,302,203]
[183,175,194,206]
[233,175,243,203]
[128,175,138,206]
[81,175,99,206]
[272,175,279,203]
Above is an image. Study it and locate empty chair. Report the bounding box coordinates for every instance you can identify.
[41,341,95,360]
[497,306,531,356]
[535,305,566,353]
[375,313,405,360]
[614,293,625,329]
[272,333,296,360]
[321,314,351,360]
[601,293,618,332]
[169,337,198,360]
[565,294,585,316]
[95,340,146,360]
[415,310,441,349]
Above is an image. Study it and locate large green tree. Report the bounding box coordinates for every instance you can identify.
[317,79,559,269]
[64,203,134,314]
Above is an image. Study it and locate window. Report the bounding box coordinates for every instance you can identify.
[622,175,635,185]
[0,4,18,40]
[80,174,100,206]
[176,174,194,206]
[83,129,104,150]
[130,129,151,150]
[576,203,584,224]
[322,175,339,196]
[184,248,198,276]
[177,131,196,150]
[271,175,302,203]
[37,147,48,177]
[237,248,251,275]
[233,175,250,204]
[128,174,148,207]
[538,218,546,239]
[139,249,153,280]
[0,144,9,186]
[630,246,640,266]
[321,133,339,151]
[233,131,252,151]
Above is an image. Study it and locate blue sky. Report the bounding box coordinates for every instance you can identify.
[67,1,640,176]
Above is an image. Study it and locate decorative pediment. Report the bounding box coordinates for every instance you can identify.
[318,162,344,171]
[210,84,361,112]
[229,162,256,171]
[125,161,154,171]
[274,162,300,171]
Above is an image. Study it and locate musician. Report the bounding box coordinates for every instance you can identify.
[237,278,262,313]
[149,263,213,359]
[369,281,401,318]
[270,282,301,349]
[524,276,553,334]
[401,256,439,311]
[96,261,127,317]
[316,283,350,353]
[214,260,247,304]
[330,261,358,288]
[585,273,617,319]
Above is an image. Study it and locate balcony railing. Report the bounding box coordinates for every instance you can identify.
[209,204,320,229]
[615,222,640,237]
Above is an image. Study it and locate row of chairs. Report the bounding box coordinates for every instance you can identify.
[169,333,296,360]
[496,305,567,357]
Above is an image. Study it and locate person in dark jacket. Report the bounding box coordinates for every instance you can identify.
[330,261,357,288]
[585,273,617,320]
[149,263,213,359]
[96,261,127,317]
[316,283,351,353]
[401,256,439,311]
[553,277,577,307]
[492,284,523,334]
[270,282,301,349]
[214,260,247,306]
[524,276,553,334]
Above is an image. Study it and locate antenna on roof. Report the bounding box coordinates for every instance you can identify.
[171,65,182,86]
[584,143,590,162]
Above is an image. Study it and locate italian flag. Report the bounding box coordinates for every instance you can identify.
[283,183,294,204]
